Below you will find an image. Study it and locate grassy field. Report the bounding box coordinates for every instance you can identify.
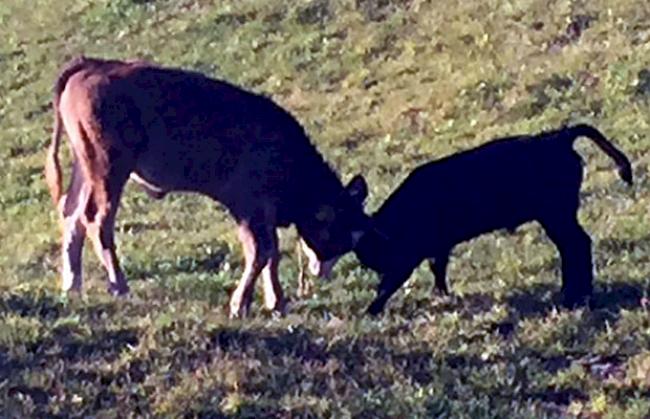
[1,0,649,416]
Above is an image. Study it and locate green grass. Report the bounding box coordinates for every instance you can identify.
[1,0,649,416]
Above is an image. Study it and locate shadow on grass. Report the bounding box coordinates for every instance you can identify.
[0,271,645,416]
[0,315,594,417]
[506,280,645,321]
[387,277,641,323]
[389,290,499,319]
[192,325,592,417]
[0,291,138,322]
[1,324,143,415]
[0,299,611,418]
[597,234,650,255]
[0,292,66,319]
[2,327,140,373]
[125,249,229,280]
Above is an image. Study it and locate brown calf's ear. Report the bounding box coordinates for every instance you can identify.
[346,174,368,204]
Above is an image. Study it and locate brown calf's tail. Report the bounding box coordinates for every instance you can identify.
[45,99,64,206]
[44,56,90,207]
[569,124,633,185]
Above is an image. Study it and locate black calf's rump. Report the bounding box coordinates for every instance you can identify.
[356,124,633,314]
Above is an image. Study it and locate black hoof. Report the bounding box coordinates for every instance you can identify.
[563,291,591,309]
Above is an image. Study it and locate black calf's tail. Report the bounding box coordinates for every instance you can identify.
[567,124,633,185]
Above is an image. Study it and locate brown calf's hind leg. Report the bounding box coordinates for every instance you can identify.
[60,190,90,293]
[229,219,278,318]
[85,173,131,296]
[59,159,89,294]
[61,217,86,293]
[59,100,134,296]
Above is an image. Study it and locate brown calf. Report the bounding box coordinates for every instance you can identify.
[45,56,370,317]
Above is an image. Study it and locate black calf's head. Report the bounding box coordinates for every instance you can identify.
[353,228,395,275]
[299,174,370,277]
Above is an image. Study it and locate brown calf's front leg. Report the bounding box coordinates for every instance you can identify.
[261,237,285,315]
[229,220,279,318]
[296,240,311,298]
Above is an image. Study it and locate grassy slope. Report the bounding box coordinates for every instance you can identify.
[0,0,649,416]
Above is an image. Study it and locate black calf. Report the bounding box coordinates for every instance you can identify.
[355,124,633,314]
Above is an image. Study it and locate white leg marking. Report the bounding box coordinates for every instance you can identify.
[61,217,85,293]
[229,262,263,318]
[130,173,165,194]
[299,239,338,278]
[88,223,129,296]
[60,187,90,293]
[230,214,280,317]
[261,256,284,313]
[229,224,264,318]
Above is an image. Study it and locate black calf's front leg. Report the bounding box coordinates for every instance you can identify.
[367,262,419,315]
[367,273,408,315]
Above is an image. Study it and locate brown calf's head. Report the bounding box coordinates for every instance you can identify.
[299,174,369,277]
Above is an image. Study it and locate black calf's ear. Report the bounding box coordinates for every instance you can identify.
[346,174,368,204]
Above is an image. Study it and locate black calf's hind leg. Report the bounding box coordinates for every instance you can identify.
[541,216,594,307]
[428,253,450,295]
